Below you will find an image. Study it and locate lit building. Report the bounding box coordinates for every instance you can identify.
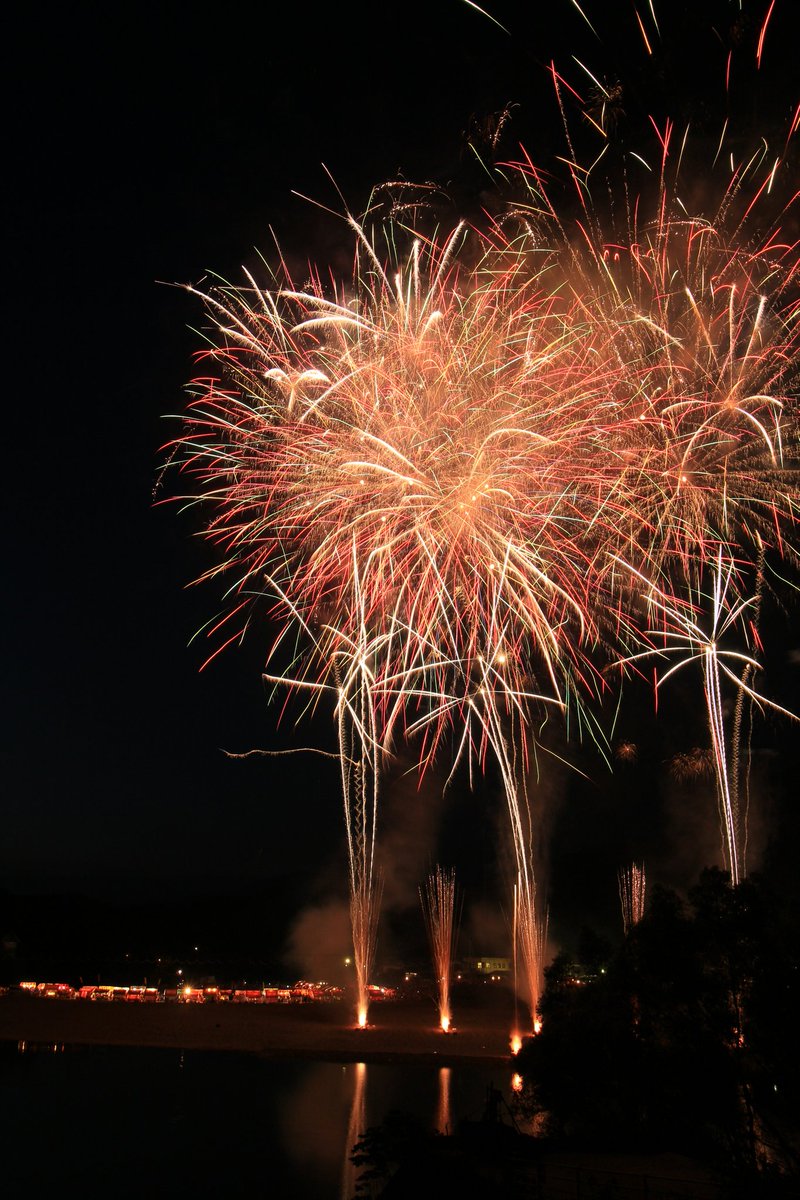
[461,956,511,976]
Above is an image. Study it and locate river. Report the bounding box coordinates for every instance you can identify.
[1,1041,522,1196]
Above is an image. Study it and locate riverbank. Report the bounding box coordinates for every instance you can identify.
[0,994,515,1064]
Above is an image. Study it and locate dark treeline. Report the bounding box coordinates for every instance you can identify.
[517,868,800,1183]
[346,870,799,1198]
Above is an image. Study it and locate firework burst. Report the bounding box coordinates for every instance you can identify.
[169,2,799,999]
[170,217,621,1021]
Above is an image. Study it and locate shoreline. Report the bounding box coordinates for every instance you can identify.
[2,998,728,1195]
[0,995,515,1066]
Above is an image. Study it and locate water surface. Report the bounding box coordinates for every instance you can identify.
[2,1042,520,1197]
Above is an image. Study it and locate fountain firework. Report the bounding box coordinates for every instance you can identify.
[513,871,548,1036]
[420,865,459,1033]
[618,862,647,935]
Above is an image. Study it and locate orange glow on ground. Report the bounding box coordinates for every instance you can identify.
[510,1033,522,1055]
[357,1008,368,1029]
[440,1015,451,1033]
[533,1017,543,1035]
[511,1072,523,1093]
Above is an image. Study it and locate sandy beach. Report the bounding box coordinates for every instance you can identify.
[0,994,516,1064]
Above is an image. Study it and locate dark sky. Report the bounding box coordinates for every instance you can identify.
[4,1,798,931]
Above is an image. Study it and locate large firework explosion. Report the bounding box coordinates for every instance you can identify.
[487,3,800,884]
[172,221,615,1021]
[169,0,798,1020]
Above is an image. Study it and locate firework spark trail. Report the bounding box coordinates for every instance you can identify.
[497,37,800,878]
[341,1062,367,1200]
[514,873,548,1036]
[730,541,767,873]
[494,719,547,1036]
[619,551,798,882]
[403,663,552,1035]
[618,862,646,935]
[420,865,459,1033]
[337,656,383,1027]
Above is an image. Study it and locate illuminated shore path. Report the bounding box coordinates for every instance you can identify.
[0,995,515,1064]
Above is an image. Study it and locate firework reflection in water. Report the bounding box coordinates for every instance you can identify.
[341,1062,367,1200]
[618,862,647,936]
[437,1067,452,1134]
[420,866,459,1033]
[620,554,797,883]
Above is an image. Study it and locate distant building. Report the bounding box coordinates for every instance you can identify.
[461,955,511,976]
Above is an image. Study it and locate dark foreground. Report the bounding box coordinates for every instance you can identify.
[0,993,513,1063]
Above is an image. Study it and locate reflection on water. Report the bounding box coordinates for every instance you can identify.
[342,1062,367,1200]
[436,1066,451,1135]
[2,1042,522,1197]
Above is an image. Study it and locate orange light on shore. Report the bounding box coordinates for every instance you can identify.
[533,1017,543,1035]
[440,1015,451,1033]
[510,1033,522,1055]
[357,1008,368,1029]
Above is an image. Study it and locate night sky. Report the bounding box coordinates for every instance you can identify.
[4,2,798,946]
